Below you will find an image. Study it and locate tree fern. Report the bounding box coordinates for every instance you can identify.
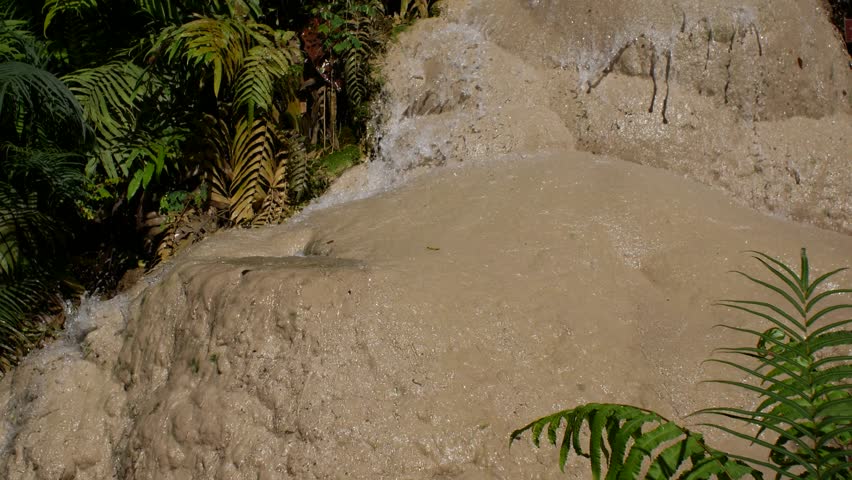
[513,249,851,479]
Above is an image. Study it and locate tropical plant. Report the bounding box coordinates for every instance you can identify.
[0,116,89,373]
[511,249,852,479]
[151,3,303,223]
[0,0,434,371]
[0,3,94,372]
[511,403,761,479]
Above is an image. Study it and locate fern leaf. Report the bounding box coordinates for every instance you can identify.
[715,301,804,342]
[0,61,86,136]
[805,268,849,300]
[42,0,98,34]
[62,62,142,136]
[134,0,179,22]
[226,116,276,223]
[708,249,852,479]
[731,270,807,319]
[156,16,251,97]
[343,48,366,107]
[510,403,760,479]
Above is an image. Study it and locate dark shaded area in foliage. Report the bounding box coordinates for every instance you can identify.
[825,0,852,54]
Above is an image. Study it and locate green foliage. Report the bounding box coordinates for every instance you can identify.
[0,61,87,140]
[698,249,852,479]
[153,6,303,223]
[398,0,431,20]
[159,185,206,215]
[43,0,99,34]
[0,0,434,372]
[0,17,42,64]
[512,249,851,479]
[62,61,143,177]
[0,148,88,371]
[511,403,760,480]
[312,0,386,124]
[318,143,360,177]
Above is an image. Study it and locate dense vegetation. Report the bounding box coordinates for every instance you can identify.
[512,249,851,479]
[0,0,438,372]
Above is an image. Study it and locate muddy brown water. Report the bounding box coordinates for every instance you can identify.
[2,1,851,479]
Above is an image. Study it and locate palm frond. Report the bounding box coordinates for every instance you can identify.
[343,47,367,108]
[233,44,297,120]
[513,249,851,479]
[156,15,251,97]
[42,0,99,34]
[0,17,42,65]
[0,275,52,370]
[0,189,51,277]
[0,61,87,136]
[62,61,143,140]
[287,136,308,202]
[2,147,87,204]
[62,61,144,178]
[233,29,301,119]
[134,0,180,22]
[510,403,761,480]
[252,127,298,226]
[226,116,274,224]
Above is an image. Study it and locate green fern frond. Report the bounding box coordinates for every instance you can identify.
[0,18,42,64]
[62,62,147,178]
[343,48,367,107]
[510,403,761,480]
[133,0,180,22]
[233,41,299,119]
[514,249,850,479]
[401,0,431,20]
[0,276,51,359]
[0,190,49,277]
[42,0,98,34]
[62,62,143,138]
[0,61,86,136]
[157,15,251,97]
[262,124,291,192]
[287,137,308,203]
[698,248,852,479]
[226,116,275,223]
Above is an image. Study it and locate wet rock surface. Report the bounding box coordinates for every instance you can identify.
[356,0,851,233]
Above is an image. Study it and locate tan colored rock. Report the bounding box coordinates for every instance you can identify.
[367,0,851,233]
[4,151,851,479]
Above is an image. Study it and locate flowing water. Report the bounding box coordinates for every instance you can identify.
[1,1,851,478]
